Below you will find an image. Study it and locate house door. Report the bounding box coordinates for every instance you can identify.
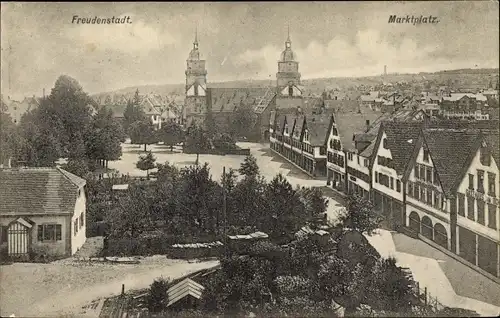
[8,219,31,256]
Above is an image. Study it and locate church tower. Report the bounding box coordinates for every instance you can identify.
[276,26,302,99]
[184,28,208,126]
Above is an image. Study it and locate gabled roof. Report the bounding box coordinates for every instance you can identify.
[419,129,483,196]
[208,87,270,113]
[167,278,205,307]
[292,114,306,139]
[334,111,383,151]
[377,122,423,175]
[306,114,332,146]
[0,167,85,216]
[483,131,500,165]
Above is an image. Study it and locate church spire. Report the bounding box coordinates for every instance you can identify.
[285,25,292,48]
[193,26,198,49]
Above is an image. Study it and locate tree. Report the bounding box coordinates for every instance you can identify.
[263,174,307,242]
[133,88,141,107]
[106,183,154,237]
[158,121,183,151]
[129,119,157,151]
[184,124,211,165]
[46,75,94,156]
[147,277,170,313]
[297,187,329,219]
[85,106,124,169]
[239,154,259,178]
[123,98,146,134]
[0,106,22,165]
[231,104,256,139]
[136,151,156,178]
[339,194,382,235]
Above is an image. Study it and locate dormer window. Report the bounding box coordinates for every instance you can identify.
[479,146,491,166]
[382,138,388,149]
[289,86,293,97]
[304,130,309,142]
[423,149,429,162]
[284,124,289,134]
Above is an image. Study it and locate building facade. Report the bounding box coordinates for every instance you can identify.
[454,139,499,277]
[0,167,87,260]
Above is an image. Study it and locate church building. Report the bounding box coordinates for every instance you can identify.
[183,28,310,140]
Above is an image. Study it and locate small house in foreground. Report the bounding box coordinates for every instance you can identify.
[0,167,87,260]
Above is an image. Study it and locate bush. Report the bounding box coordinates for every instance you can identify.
[147,277,170,313]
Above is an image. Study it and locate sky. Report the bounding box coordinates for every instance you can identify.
[1,1,499,100]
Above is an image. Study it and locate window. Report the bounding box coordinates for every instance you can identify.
[329,139,333,149]
[457,193,465,216]
[289,86,293,96]
[434,192,440,209]
[426,167,432,184]
[364,159,369,167]
[390,177,394,190]
[479,146,491,166]
[477,170,485,193]
[332,128,338,136]
[468,174,474,190]
[420,166,426,182]
[382,138,388,149]
[414,166,420,179]
[320,147,326,156]
[285,125,289,135]
[0,226,7,243]
[396,180,401,192]
[488,204,497,229]
[467,196,475,220]
[487,172,496,196]
[426,189,433,205]
[433,170,439,186]
[80,212,84,228]
[477,200,485,225]
[423,149,430,162]
[420,187,426,202]
[74,219,78,235]
[357,156,360,165]
[415,184,420,200]
[38,224,62,242]
[375,172,379,183]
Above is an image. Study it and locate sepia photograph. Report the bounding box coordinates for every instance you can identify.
[0,1,499,317]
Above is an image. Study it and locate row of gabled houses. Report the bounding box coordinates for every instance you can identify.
[270,106,500,279]
[92,93,184,129]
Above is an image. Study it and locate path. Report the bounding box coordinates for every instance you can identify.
[0,258,219,317]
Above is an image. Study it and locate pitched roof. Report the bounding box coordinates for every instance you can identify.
[380,122,423,175]
[421,129,483,196]
[167,278,205,307]
[359,140,376,158]
[306,114,331,146]
[253,88,276,114]
[0,167,85,216]
[483,131,500,165]
[292,114,306,139]
[335,111,383,151]
[208,87,270,113]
